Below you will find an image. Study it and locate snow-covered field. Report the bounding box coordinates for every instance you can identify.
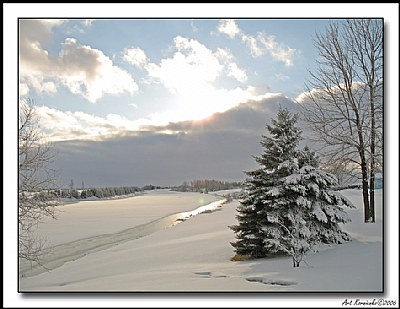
[19,188,384,293]
[31,190,221,246]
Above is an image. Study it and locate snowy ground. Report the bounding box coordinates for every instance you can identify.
[20,189,383,293]
[32,190,220,246]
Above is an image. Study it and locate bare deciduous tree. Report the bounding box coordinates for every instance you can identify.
[19,99,59,264]
[301,19,383,223]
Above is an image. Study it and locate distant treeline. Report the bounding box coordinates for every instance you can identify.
[50,186,142,199]
[173,179,243,193]
[25,181,244,201]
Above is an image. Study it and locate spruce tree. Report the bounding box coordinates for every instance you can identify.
[231,108,301,258]
[231,108,354,266]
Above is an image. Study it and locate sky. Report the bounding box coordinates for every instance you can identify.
[13,6,397,188]
[19,18,337,142]
[18,17,344,187]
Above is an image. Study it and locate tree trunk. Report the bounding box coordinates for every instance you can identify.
[355,109,371,223]
[357,133,370,222]
[369,112,376,223]
[292,256,301,267]
[369,81,376,223]
[361,159,370,223]
[369,170,375,222]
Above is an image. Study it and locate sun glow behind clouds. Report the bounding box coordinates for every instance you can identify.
[34,91,281,141]
[124,35,255,122]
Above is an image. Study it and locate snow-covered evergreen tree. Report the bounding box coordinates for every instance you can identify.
[231,108,301,257]
[231,108,354,267]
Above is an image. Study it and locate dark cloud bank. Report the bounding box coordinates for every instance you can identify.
[54,95,300,188]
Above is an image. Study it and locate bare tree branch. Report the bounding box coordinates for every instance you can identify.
[19,98,61,267]
[300,19,383,223]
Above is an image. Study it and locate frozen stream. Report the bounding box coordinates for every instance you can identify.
[20,199,226,278]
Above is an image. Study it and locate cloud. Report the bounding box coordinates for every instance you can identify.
[294,81,371,105]
[82,19,94,27]
[19,19,138,102]
[190,20,198,33]
[275,73,290,81]
[122,47,149,68]
[256,33,296,66]
[54,131,258,187]
[164,35,223,84]
[34,91,293,142]
[35,105,144,141]
[19,83,29,96]
[215,48,248,82]
[217,19,241,39]
[241,33,264,57]
[66,19,95,34]
[51,95,299,187]
[294,90,313,104]
[143,93,297,134]
[217,19,296,66]
[58,38,138,102]
[124,36,255,122]
[20,72,58,96]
